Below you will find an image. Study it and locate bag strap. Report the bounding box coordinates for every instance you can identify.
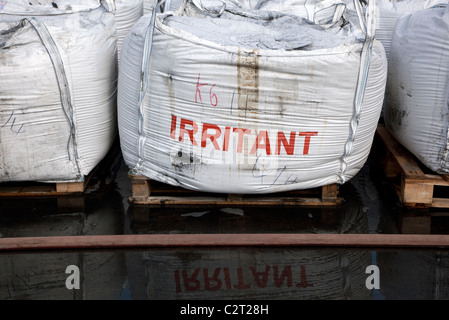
[338,0,377,183]
[133,4,158,174]
[306,0,347,28]
[22,17,82,177]
[353,0,376,39]
[100,0,116,13]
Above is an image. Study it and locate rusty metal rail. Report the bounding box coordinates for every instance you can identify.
[1,233,449,251]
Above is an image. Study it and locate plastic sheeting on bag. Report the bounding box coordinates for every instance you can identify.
[233,0,349,27]
[384,4,449,174]
[118,0,387,194]
[0,0,118,182]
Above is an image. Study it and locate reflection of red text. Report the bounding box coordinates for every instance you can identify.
[174,265,313,293]
[170,114,318,155]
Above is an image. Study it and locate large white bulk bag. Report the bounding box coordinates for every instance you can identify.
[0,0,118,182]
[118,0,387,194]
[384,4,449,174]
[115,0,144,61]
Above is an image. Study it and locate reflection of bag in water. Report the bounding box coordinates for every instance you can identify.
[125,190,371,299]
[128,178,370,235]
[130,247,372,300]
[377,250,449,300]
[0,188,127,300]
[0,250,127,300]
[118,0,387,194]
[0,0,117,183]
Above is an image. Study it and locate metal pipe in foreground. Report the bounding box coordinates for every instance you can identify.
[1,233,449,251]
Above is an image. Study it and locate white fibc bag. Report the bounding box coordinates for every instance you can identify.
[0,0,118,182]
[118,0,387,194]
[384,4,449,174]
[347,0,446,60]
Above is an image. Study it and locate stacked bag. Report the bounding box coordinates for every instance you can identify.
[384,3,449,174]
[0,0,118,183]
[118,0,387,193]
[0,0,143,183]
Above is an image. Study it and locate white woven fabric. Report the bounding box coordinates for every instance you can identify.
[116,0,144,61]
[0,0,118,182]
[384,4,449,174]
[118,0,387,193]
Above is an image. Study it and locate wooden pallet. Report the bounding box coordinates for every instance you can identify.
[128,173,343,207]
[0,135,123,199]
[376,125,449,209]
[0,172,94,198]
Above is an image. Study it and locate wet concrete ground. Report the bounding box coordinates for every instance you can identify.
[1,137,449,301]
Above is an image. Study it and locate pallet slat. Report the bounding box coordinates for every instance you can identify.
[377,126,424,176]
[128,173,343,207]
[0,170,94,198]
[376,125,449,209]
[0,182,85,197]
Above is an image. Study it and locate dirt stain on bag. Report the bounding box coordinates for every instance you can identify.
[237,49,259,119]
